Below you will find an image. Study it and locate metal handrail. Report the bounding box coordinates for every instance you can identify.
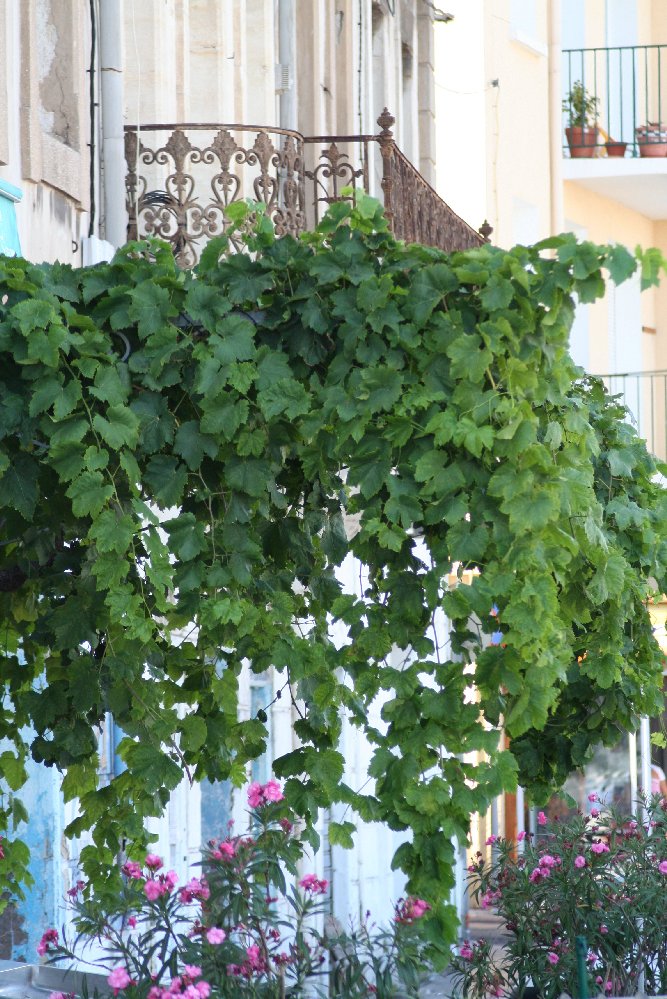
[124,110,488,266]
[563,44,667,157]
[598,370,667,461]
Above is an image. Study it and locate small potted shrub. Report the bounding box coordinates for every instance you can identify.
[604,139,627,158]
[562,81,599,158]
[635,122,667,157]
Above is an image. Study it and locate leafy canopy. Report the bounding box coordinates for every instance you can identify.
[1,197,666,948]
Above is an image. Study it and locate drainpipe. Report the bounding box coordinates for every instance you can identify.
[278,0,297,131]
[99,0,127,248]
[548,0,563,236]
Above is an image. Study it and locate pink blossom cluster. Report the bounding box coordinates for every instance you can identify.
[121,854,180,900]
[590,841,610,855]
[67,879,86,898]
[227,944,269,978]
[107,968,136,995]
[298,874,328,895]
[122,861,143,879]
[394,897,431,924]
[528,852,562,883]
[205,927,226,945]
[37,928,58,957]
[247,779,284,809]
[145,868,179,901]
[480,888,502,908]
[210,840,235,861]
[147,966,210,999]
[49,992,75,999]
[179,877,210,904]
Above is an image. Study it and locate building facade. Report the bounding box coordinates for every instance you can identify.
[435,0,667,904]
[0,0,484,960]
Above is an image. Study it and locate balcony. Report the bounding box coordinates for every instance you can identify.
[562,45,667,219]
[124,110,489,267]
[600,370,667,462]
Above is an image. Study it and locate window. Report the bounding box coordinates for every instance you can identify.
[0,179,22,256]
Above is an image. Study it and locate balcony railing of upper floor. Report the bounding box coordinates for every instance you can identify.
[599,370,667,463]
[124,109,490,268]
[563,44,667,158]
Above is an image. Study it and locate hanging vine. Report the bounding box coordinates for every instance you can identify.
[0,196,666,948]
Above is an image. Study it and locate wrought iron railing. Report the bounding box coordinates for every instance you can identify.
[599,370,667,461]
[124,109,487,267]
[563,44,667,157]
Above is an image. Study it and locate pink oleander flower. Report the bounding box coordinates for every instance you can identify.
[49,993,67,999]
[144,879,166,901]
[460,943,474,960]
[108,968,132,994]
[122,861,143,880]
[588,793,598,802]
[196,984,210,999]
[127,916,137,929]
[590,808,600,818]
[247,779,284,809]
[600,924,608,934]
[529,867,547,883]
[486,835,499,845]
[517,830,526,841]
[37,928,58,957]
[263,778,284,802]
[214,841,235,860]
[183,966,202,978]
[591,841,610,854]
[547,952,559,966]
[66,880,86,898]
[537,811,547,826]
[659,860,667,874]
[395,897,431,923]
[574,855,586,868]
[206,927,226,945]
[180,877,210,903]
[539,854,558,867]
[145,853,163,870]
[164,870,178,889]
[299,874,328,895]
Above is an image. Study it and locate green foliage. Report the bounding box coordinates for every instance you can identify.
[1,202,667,951]
[451,799,667,998]
[45,792,431,999]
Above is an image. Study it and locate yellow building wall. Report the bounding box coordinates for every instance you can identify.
[482,2,552,248]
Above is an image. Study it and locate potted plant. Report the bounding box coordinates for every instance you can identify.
[562,81,599,158]
[450,796,667,998]
[635,122,667,157]
[605,140,627,158]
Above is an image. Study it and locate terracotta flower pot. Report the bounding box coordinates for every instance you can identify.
[639,140,667,157]
[605,141,627,157]
[565,126,598,158]
[636,124,667,156]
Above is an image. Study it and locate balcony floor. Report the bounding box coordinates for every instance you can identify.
[563,156,667,220]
